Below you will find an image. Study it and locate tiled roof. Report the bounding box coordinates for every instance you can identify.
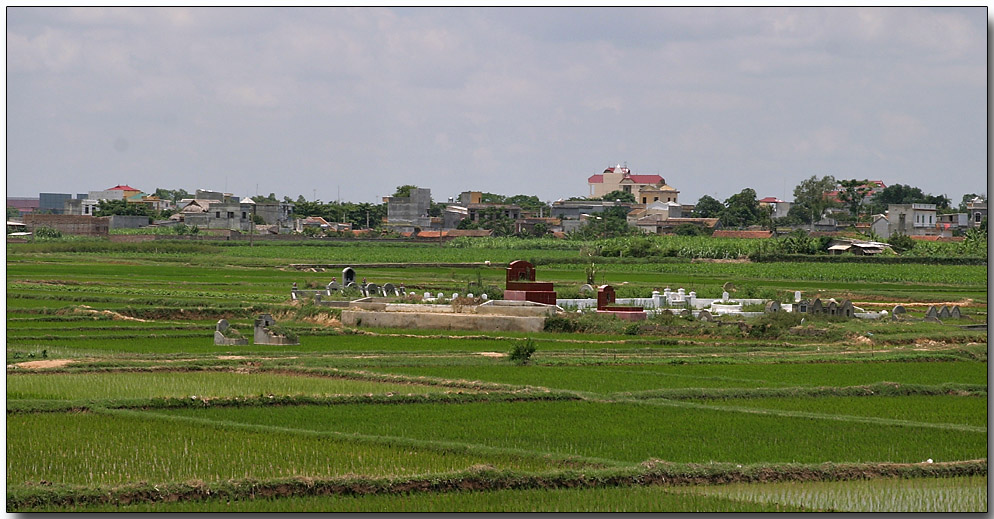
[758,197,784,203]
[712,230,773,239]
[107,185,139,191]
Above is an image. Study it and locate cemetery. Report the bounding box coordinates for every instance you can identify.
[276,260,968,338]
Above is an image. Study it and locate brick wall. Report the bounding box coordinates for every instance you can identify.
[23,215,110,236]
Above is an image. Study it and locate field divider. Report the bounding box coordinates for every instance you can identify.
[613,397,987,433]
[8,457,987,511]
[92,406,629,469]
[6,388,582,414]
[612,382,988,401]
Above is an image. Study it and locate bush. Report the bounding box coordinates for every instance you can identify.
[508,339,536,365]
[888,234,916,253]
[33,226,62,239]
[544,315,580,333]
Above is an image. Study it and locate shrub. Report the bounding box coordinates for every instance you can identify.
[888,234,916,253]
[34,227,62,239]
[544,315,580,333]
[508,339,536,365]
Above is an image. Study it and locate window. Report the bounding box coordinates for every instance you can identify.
[976,212,983,222]
[242,212,247,219]
[642,197,647,204]
[215,211,221,218]
[227,212,234,218]
[654,197,659,202]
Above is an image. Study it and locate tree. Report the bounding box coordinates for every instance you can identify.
[792,175,838,230]
[719,188,761,228]
[153,188,190,202]
[673,223,706,236]
[599,190,637,203]
[392,185,418,198]
[7,207,21,219]
[251,193,278,203]
[505,194,548,213]
[93,199,150,217]
[837,179,874,221]
[869,184,950,214]
[959,194,985,212]
[692,195,724,218]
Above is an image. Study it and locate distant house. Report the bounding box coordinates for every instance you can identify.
[7,197,40,216]
[636,216,721,235]
[23,214,109,236]
[826,238,892,255]
[587,164,673,203]
[758,197,792,219]
[886,203,938,237]
[383,187,432,233]
[551,199,630,220]
[965,197,987,227]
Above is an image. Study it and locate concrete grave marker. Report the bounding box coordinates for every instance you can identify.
[794,291,802,303]
[811,298,823,315]
[215,319,248,346]
[765,301,781,313]
[365,283,379,297]
[697,309,713,322]
[579,284,595,295]
[383,283,396,296]
[892,305,906,317]
[342,267,356,285]
[938,305,951,319]
[950,306,961,319]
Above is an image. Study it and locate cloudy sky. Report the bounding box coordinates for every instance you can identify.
[6,7,988,205]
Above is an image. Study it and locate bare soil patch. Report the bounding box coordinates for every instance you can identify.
[11,359,76,370]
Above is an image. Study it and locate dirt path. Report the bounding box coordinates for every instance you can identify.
[10,359,76,370]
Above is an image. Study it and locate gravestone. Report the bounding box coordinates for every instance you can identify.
[506,260,536,283]
[680,309,692,318]
[924,306,940,322]
[467,293,474,298]
[950,306,961,319]
[794,291,802,303]
[383,283,396,296]
[327,280,340,292]
[596,285,617,310]
[765,300,781,313]
[811,298,824,315]
[722,282,736,293]
[938,305,952,319]
[342,267,356,285]
[579,284,595,295]
[452,293,459,299]
[796,300,810,314]
[722,291,730,302]
[892,305,906,316]
[827,301,838,316]
[437,292,444,299]
[398,284,406,295]
[345,281,357,290]
[314,294,322,303]
[365,283,379,297]
[697,309,713,322]
[481,293,488,300]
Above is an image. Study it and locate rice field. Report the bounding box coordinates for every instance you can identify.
[6,240,987,512]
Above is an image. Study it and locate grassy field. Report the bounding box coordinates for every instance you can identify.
[6,238,987,512]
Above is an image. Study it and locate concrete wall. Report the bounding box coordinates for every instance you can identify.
[108,215,152,229]
[341,310,546,332]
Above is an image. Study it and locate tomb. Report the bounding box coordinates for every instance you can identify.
[765,301,781,313]
[697,309,713,322]
[342,267,356,285]
[950,306,961,319]
[938,305,951,319]
[503,260,557,305]
[254,313,299,345]
[214,319,247,346]
[595,285,646,321]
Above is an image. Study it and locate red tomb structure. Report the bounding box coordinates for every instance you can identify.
[503,260,557,305]
[595,285,647,321]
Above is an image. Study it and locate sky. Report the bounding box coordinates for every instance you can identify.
[5,7,989,206]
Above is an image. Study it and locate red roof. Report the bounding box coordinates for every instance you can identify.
[587,174,663,185]
[910,235,964,242]
[108,185,139,191]
[758,197,784,203]
[628,175,663,184]
[712,230,773,239]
